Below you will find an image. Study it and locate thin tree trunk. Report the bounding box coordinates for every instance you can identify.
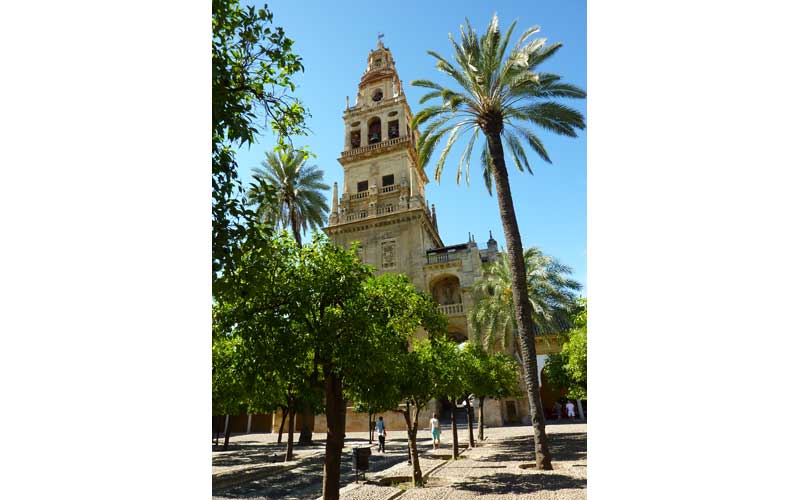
[486,131,553,470]
[285,406,296,462]
[277,406,288,444]
[215,415,221,446]
[465,395,475,448]
[368,411,374,444]
[322,368,346,500]
[478,397,485,441]
[223,414,232,450]
[403,404,424,487]
[577,399,586,420]
[451,398,459,459]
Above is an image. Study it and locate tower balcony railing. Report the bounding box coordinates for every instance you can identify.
[426,253,461,265]
[438,303,464,316]
[376,204,395,215]
[380,184,398,194]
[350,191,368,200]
[342,135,410,159]
[345,211,369,222]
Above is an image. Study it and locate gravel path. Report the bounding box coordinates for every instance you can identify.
[212,423,586,500]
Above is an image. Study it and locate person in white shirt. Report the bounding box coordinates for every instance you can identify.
[430,414,441,449]
[566,401,576,419]
[376,416,387,453]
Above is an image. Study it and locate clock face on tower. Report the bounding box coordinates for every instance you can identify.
[372,89,383,102]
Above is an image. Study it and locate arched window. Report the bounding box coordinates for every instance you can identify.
[368,117,381,144]
[431,275,462,305]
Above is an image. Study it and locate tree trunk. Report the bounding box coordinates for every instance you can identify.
[277,406,288,443]
[577,399,586,420]
[285,406,296,462]
[322,368,346,500]
[215,415,221,446]
[298,401,314,445]
[450,398,459,459]
[478,397,485,441]
[465,395,475,448]
[368,411,374,444]
[403,404,424,487]
[223,414,233,450]
[486,131,553,470]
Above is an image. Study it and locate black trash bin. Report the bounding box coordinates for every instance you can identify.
[352,447,371,477]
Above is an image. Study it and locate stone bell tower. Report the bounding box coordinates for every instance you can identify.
[323,39,443,289]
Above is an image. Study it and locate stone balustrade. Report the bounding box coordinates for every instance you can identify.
[438,303,464,316]
[426,253,463,265]
[341,135,409,159]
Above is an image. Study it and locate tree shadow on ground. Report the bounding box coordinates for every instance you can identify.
[213,441,326,467]
[475,432,586,464]
[452,472,585,495]
[214,447,410,500]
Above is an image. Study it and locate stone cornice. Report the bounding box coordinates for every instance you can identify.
[323,208,443,248]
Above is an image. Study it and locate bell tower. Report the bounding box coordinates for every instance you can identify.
[324,39,443,287]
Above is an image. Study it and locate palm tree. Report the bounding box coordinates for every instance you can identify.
[411,16,585,469]
[470,247,582,355]
[247,146,330,245]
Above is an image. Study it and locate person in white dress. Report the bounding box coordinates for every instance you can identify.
[566,401,576,419]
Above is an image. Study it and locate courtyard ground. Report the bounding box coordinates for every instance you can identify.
[212,422,586,499]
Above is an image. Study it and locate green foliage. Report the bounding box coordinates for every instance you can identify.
[213,228,316,416]
[543,299,587,399]
[429,338,469,402]
[212,0,308,287]
[410,14,585,193]
[461,342,522,401]
[212,334,249,416]
[348,274,448,413]
[247,145,329,244]
[469,247,581,352]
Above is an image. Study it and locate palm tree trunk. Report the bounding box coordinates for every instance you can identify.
[450,398,459,459]
[478,397,485,441]
[486,132,553,470]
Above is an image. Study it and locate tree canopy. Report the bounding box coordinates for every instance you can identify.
[212,0,308,286]
[543,298,587,400]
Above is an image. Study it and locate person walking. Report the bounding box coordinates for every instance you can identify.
[430,413,441,449]
[376,416,387,453]
[566,400,576,419]
[553,401,562,421]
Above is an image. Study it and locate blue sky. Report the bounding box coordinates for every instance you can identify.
[236,0,587,292]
